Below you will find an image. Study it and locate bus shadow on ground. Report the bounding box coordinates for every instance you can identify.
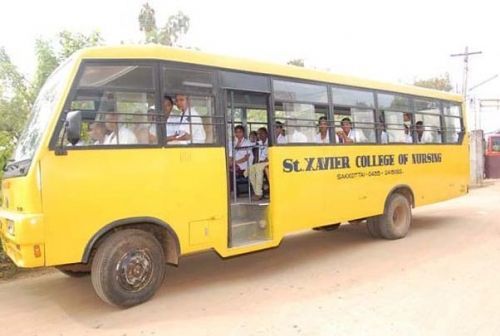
[23,213,463,328]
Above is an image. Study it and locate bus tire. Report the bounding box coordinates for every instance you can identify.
[91,229,165,308]
[378,193,412,240]
[366,218,383,238]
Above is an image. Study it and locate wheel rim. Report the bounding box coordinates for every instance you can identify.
[117,249,154,292]
[392,203,408,229]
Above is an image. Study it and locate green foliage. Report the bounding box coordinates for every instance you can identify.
[0,47,33,173]
[138,2,190,46]
[287,59,305,67]
[0,31,103,178]
[414,73,453,92]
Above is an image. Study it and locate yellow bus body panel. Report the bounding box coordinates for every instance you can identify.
[0,45,468,266]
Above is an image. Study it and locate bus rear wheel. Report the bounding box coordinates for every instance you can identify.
[91,229,165,307]
[367,193,412,240]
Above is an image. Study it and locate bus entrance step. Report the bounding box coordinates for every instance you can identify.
[231,220,268,247]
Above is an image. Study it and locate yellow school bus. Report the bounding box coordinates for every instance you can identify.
[0,45,468,307]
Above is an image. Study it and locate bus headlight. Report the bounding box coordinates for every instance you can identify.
[6,219,15,236]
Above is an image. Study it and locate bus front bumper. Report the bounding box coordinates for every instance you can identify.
[0,210,45,268]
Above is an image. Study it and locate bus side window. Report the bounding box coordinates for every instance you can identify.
[272,79,329,144]
[443,103,462,144]
[332,86,376,143]
[62,64,159,147]
[163,67,219,145]
[414,99,442,144]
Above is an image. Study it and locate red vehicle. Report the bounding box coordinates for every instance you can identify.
[485,134,500,178]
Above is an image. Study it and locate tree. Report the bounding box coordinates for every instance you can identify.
[0,31,103,175]
[0,47,32,172]
[287,58,305,67]
[139,2,190,46]
[414,73,453,92]
[33,31,103,94]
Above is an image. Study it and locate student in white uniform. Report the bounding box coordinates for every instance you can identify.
[89,121,107,145]
[148,96,175,144]
[228,125,253,173]
[416,121,433,143]
[315,116,340,144]
[246,127,269,200]
[229,125,253,192]
[286,118,308,143]
[404,124,413,143]
[103,112,138,145]
[166,94,206,144]
[275,121,288,144]
[336,117,367,143]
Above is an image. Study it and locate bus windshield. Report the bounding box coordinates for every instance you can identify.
[10,57,74,165]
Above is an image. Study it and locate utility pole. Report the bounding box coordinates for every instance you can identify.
[450,46,482,98]
[451,47,484,186]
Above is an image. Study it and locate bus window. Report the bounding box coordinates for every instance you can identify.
[377,93,413,144]
[60,63,158,146]
[383,111,413,143]
[414,99,442,144]
[163,68,218,145]
[332,86,376,143]
[443,103,463,143]
[273,80,329,144]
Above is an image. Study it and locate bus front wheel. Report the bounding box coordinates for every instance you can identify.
[367,193,411,240]
[91,229,165,307]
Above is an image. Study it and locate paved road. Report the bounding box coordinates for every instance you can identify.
[1,181,500,336]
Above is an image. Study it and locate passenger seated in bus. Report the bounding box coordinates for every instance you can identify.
[336,117,366,143]
[145,96,174,144]
[314,116,340,144]
[377,115,388,144]
[249,130,258,145]
[404,124,413,143]
[133,110,155,145]
[166,94,206,144]
[89,121,107,145]
[229,125,253,191]
[416,121,432,143]
[246,127,269,200]
[275,121,288,144]
[103,112,138,145]
[287,118,308,143]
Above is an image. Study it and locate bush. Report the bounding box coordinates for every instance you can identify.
[0,244,16,279]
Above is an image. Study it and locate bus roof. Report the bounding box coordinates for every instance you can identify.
[78,45,462,103]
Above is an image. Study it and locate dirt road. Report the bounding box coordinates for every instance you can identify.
[1,181,500,336]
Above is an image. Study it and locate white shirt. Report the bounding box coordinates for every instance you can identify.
[381,131,388,144]
[289,130,308,143]
[103,126,138,145]
[166,107,206,144]
[417,131,433,144]
[404,133,413,143]
[257,139,268,162]
[346,128,367,143]
[229,137,254,171]
[314,132,334,144]
[277,133,288,144]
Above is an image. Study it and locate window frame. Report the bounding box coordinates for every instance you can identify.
[160,61,224,147]
[49,59,163,151]
[49,58,465,151]
[271,77,331,146]
[331,84,378,145]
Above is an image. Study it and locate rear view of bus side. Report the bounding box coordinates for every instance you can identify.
[0,45,468,307]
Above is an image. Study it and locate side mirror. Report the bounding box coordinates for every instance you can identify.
[65,110,82,145]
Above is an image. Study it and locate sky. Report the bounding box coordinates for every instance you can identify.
[1,0,499,132]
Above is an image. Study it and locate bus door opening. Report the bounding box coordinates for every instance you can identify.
[226,90,271,247]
